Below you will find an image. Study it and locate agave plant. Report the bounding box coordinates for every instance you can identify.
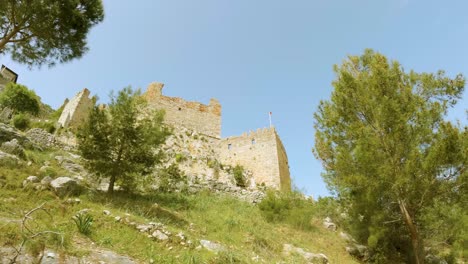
[72,212,93,235]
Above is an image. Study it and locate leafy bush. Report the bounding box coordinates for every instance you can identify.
[0,83,40,115]
[31,120,56,133]
[72,212,93,235]
[258,190,316,230]
[12,113,31,131]
[158,163,186,192]
[233,165,245,187]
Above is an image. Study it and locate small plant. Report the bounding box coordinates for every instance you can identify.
[12,113,31,131]
[233,165,246,187]
[175,153,186,163]
[72,212,93,235]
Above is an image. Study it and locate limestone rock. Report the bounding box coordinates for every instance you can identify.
[55,156,85,175]
[323,217,337,231]
[283,244,329,264]
[339,231,355,243]
[26,128,55,149]
[0,139,25,159]
[136,224,153,233]
[23,175,39,187]
[199,240,225,253]
[103,210,111,215]
[345,244,368,260]
[50,177,80,196]
[0,150,20,166]
[151,230,169,241]
[41,176,53,187]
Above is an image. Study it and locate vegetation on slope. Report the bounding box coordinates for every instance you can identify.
[0,148,359,263]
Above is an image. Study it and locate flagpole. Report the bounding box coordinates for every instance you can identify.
[269,112,272,128]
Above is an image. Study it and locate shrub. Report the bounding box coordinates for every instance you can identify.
[233,165,245,187]
[12,113,31,131]
[158,163,186,192]
[258,190,316,230]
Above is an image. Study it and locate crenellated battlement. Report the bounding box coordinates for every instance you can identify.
[143,82,221,138]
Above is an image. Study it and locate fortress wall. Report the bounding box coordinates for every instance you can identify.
[217,127,285,189]
[144,83,221,138]
[275,133,291,191]
[57,88,94,129]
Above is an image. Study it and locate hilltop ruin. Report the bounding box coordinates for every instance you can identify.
[58,82,291,191]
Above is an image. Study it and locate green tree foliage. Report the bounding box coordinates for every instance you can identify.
[0,82,40,115]
[77,87,170,195]
[233,165,246,187]
[0,0,104,67]
[314,49,467,263]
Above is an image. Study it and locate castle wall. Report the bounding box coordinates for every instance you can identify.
[217,127,290,190]
[275,134,291,191]
[144,83,221,138]
[57,89,94,129]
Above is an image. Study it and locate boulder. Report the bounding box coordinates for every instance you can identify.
[199,240,225,253]
[346,244,369,260]
[0,150,20,166]
[283,244,329,264]
[0,139,25,159]
[22,175,39,187]
[41,176,53,187]
[323,217,337,231]
[0,123,35,149]
[151,230,169,241]
[50,177,80,196]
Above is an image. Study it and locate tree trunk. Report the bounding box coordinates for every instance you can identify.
[398,199,424,264]
[108,174,116,195]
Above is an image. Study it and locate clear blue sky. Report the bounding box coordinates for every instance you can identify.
[1,0,467,197]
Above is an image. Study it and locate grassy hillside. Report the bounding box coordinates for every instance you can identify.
[0,148,359,264]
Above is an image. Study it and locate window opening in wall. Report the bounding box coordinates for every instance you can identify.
[228,144,232,150]
[251,139,256,145]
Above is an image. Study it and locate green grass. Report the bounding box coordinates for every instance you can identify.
[0,149,360,263]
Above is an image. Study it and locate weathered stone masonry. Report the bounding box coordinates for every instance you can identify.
[58,82,291,190]
[218,128,291,191]
[144,82,221,139]
[57,89,94,129]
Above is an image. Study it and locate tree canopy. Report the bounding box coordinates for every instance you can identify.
[0,82,40,115]
[314,49,467,263]
[0,0,104,67]
[77,87,170,195]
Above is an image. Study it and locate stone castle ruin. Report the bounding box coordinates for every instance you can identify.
[58,82,291,191]
[57,88,94,129]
